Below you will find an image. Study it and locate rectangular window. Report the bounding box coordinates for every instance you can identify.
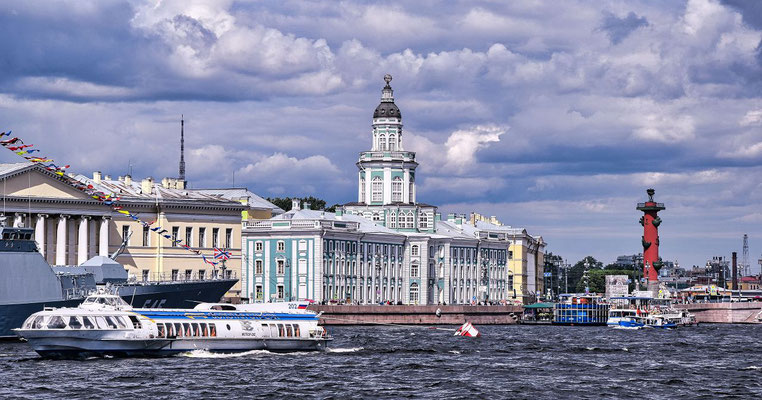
[121,225,130,243]
[277,285,284,299]
[198,227,206,248]
[171,227,179,247]
[142,226,150,246]
[185,269,192,280]
[142,269,149,282]
[198,269,206,280]
[277,241,285,252]
[255,285,263,300]
[224,269,232,279]
[255,241,263,252]
[185,227,191,247]
[225,228,232,248]
[212,228,219,248]
[171,269,179,281]
[277,259,285,275]
[255,260,263,274]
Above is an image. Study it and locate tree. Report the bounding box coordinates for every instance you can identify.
[267,196,337,212]
[575,269,637,294]
[568,256,603,293]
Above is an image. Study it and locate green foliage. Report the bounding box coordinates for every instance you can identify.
[575,269,636,293]
[267,196,334,212]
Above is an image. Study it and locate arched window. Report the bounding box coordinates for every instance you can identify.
[411,262,419,277]
[411,245,419,256]
[388,134,396,151]
[379,135,386,151]
[391,177,402,202]
[410,283,419,304]
[407,212,415,228]
[409,181,414,203]
[419,213,428,229]
[360,178,366,202]
[371,176,383,202]
[372,213,381,222]
[389,212,396,228]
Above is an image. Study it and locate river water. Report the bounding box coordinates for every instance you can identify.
[1,324,761,399]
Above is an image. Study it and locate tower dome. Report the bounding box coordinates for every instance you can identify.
[373,74,401,119]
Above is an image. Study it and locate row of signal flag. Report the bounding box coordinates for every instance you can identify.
[0,130,229,267]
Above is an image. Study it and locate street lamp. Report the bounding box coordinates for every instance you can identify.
[583,260,590,294]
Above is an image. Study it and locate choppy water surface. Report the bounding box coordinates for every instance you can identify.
[1,324,761,399]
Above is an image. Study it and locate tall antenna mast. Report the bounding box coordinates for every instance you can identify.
[179,115,186,182]
[742,234,749,277]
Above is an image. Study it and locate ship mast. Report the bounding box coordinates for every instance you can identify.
[179,115,186,182]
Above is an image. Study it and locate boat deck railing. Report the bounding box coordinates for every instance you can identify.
[132,270,238,284]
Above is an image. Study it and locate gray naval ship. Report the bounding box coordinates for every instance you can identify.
[0,226,237,338]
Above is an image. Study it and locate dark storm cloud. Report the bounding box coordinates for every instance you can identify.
[599,11,649,45]
[1,0,762,269]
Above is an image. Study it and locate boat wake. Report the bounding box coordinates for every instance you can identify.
[740,366,762,370]
[327,347,363,353]
[181,349,274,358]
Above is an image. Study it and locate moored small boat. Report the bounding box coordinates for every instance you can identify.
[14,292,331,358]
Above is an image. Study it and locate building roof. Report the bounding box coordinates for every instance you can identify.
[193,188,284,214]
[274,208,402,235]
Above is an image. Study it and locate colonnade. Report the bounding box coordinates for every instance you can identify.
[4,212,110,265]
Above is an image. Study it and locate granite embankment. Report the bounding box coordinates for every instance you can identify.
[308,305,523,325]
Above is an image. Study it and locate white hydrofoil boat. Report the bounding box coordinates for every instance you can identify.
[14,292,331,358]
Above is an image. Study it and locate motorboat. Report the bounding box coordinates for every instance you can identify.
[14,292,331,358]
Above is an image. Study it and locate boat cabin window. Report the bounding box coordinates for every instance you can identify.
[104,316,119,329]
[129,316,142,329]
[200,323,208,337]
[31,316,44,329]
[174,323,183,337]
[47,316,66,329]
[94,316,108,329]
[277,324,285,337]
[285,325,293,337]
[193,323,201,337]
[68,316,83,329]
[209,324,217,337]
[158,323,166,338]
[269,324,278,337]
[167,324,176,337]
[83,316,96,329]
[294,325,301,337]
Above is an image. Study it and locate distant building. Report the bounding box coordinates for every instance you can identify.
[241,75,546,305]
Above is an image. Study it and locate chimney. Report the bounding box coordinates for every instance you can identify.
[93,171,102,184]
[117,176,124,182]
[104,175,112,180]
[141,177,153,194]
[434,213,441,222]
[161,177,171,188]
[304,202,312,210]
[291,199,301,211]
[124,175,132,185]
[732,252,738,290]
[447,213,456,222]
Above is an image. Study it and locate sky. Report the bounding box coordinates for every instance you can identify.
[1,0,762,271]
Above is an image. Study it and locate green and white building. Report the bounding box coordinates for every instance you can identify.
[241,76,546,305]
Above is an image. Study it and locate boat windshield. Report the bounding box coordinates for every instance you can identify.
[83,295,129,307]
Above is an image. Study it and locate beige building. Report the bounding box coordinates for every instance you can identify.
[0,163,278,299]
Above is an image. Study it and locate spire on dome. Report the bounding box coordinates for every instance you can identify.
[374,74,400,118]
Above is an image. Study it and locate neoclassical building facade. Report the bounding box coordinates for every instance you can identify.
[241,76,546,305]
[0,163,279,299]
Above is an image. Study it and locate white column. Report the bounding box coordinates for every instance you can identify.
[35,214,47,257]
[99,217,110,257]
[55,215,68,265]
[383,167,391,204]
[13,213,24,227]
[77,217,89,265]
[88,220,97,258]
[403,168,410,205]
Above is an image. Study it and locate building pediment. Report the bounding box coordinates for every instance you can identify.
[0,165,95,200]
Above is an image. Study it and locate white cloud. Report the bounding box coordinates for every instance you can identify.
[237,153,340,182]
[444,125,505,170]
[633,114,695,143]
[739,109,762,126]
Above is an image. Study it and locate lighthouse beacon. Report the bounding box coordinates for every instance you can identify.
[636,188,665,295]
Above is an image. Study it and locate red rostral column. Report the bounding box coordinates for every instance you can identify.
[637,189,665,288]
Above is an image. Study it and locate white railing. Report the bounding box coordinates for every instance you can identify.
[243,219,359,231]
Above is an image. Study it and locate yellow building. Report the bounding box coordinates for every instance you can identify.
[0,163,279,299]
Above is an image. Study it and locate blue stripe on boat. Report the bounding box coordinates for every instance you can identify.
[135,311,318,321]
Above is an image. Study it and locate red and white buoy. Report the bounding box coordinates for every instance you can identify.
[454,321,480,337]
